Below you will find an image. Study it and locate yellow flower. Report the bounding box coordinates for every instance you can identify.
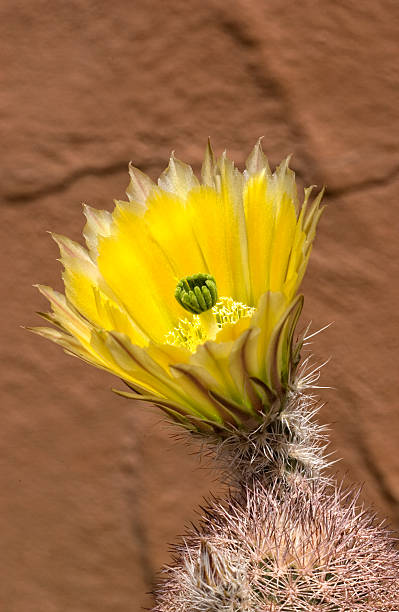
[30,141,323,435]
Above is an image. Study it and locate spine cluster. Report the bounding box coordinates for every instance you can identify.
[209,388,328,486]
[154,480,399,611]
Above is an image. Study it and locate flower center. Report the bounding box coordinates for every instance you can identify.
[165,296,256,352]
[175,273,218,314]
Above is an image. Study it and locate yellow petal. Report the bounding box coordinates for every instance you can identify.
[83,204,112,260]
[146,341,191,371]
[158,153,199,198]
[92,287,148,346]
[96,330,212,418]
[228,328,262,414]
[126,163,155,207]
[268,193,297,292]
[243,171,274,304]
[245,138,271,176]
[250,291,288,382]
[98,203,181,342]
[170,363,225,421]
[35,284,91,343]
[201,139,217,188]
[187,183,249,303]
[218,152,251,303]
[53,232,148,346]
[52,233,102,318]
[214,315,253,344]
[191,339,234,395]
[144,187,209,279]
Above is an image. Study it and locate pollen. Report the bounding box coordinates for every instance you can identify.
[164,297,256,352]
[213,296,255,328]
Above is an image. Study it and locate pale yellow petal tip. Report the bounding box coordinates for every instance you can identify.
[158,152,198,198]
[82,202,97,219]
[34,283,54,298]
[49,232,91,266]
[201,138,217,187]
[126,162,155,205]
[245,137,271,176]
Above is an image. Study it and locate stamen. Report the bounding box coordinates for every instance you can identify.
[165,296,256,352]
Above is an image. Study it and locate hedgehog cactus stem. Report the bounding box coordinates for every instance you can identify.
[153,479,399,611]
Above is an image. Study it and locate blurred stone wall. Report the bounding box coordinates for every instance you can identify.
[1,1,398,610]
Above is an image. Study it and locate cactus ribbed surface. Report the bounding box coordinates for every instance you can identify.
[154,477,399,611]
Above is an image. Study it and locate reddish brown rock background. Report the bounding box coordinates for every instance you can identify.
[1,1,398,610]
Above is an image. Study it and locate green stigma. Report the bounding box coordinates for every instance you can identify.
[175,273,218,314]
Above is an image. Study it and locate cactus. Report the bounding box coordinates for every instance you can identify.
[153,357,399,610]
[29,142,399,609]
[154,478,399,611]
